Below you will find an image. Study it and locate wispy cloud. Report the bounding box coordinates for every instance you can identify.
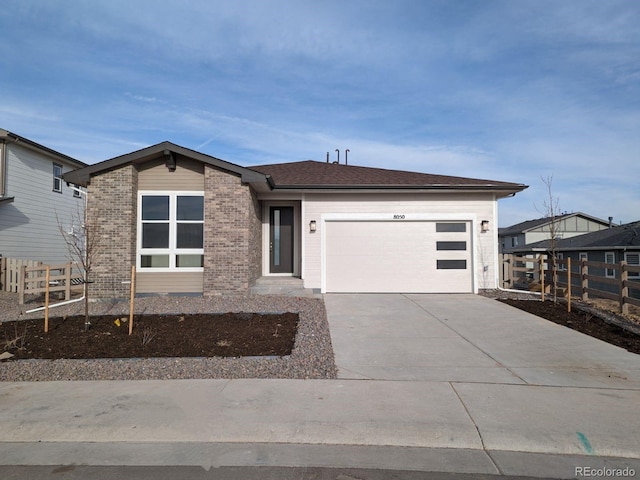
[1,0,638,226]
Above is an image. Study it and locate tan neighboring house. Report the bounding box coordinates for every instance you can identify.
[63,142,527,298]
[0,129,87,264]
[499,213,611,254]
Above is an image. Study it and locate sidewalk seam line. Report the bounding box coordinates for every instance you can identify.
[449,382,503,476]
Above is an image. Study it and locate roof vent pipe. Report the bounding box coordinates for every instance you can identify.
[326,152,330,163]
[609,216,613,228]
[334,149,339,164]
[345,149,350,165]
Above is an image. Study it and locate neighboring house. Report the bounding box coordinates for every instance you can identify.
[510,220,640,296]
[499,213,610,253]
[0,129,87,264]
[63,142,527,298]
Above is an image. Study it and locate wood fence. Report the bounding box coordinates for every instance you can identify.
[0,257,42,293]
[500,254,640,314]
[18,262,84,304]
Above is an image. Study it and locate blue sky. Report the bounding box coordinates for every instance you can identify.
[1,0,638,226]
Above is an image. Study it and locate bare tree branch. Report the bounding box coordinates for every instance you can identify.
[57,200,104,331]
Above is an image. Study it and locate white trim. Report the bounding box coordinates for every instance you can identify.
[53,162,63,193]
[492,193,499,289]
[137,191,204,273]
[320,213,478,294]
[301,193,306,281]
[605,251,615,278]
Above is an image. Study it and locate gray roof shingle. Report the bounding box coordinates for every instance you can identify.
[249,160,526,190]
[521,221,640,250]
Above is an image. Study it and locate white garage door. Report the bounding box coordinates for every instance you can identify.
[325,220,472,293]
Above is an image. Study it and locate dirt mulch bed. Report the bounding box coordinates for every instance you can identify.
[499,298,640,355]
[1,312,298,360]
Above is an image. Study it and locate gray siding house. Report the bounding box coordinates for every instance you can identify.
[0,129,87,264]
[510,221,640,297]
[499,213,610,253]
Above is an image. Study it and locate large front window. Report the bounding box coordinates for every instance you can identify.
[138,192,204,270]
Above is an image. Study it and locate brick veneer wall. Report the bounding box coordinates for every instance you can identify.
[204,165,262,295]
[87,165,138,299]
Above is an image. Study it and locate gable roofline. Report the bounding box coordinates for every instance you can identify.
[0,128,87,169]
[63,141,269,187]
[499,212,610,236]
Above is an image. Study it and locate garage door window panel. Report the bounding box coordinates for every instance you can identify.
[436,223,466,232]
[436,241,467,251]
[437,260,467,269]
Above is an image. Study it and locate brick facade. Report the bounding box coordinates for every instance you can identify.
[87,165,138,299]
[203,165,262,295]
[86,162,262,299]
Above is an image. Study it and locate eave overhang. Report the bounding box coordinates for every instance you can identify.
[63,142,270,187]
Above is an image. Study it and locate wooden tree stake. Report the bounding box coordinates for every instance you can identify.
[129,265,136,335]
[44,265,50,333]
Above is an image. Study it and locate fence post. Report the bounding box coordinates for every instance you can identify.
[581,259,588,301]
[18,265,26,304]
[507,254,514,289]
[65,262,71,300]
[539,254,545,302]
[620,261,628,315]
[0,257,5,291]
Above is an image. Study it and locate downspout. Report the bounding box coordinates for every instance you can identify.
[26,291,86,313]
[497,285,541,296]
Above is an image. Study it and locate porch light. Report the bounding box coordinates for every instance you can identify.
[481,220,489,232]
[309,220,317,233]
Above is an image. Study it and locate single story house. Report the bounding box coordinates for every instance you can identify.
[63,142,527,298]
[499,212,610,253]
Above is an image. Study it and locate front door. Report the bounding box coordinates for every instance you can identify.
[269,206,294,273]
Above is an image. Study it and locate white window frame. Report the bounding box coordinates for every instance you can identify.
[579,252,588,262]
[624,252,640,279]
[605,251,615,278]
[556,252,566,271]
[137,191,204,272]
[53,163,63,193]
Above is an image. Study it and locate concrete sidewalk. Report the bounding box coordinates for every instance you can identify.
[1,294,640,477]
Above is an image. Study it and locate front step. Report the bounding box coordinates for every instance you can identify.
[250,277,319,297]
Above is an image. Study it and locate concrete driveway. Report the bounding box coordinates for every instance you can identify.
[324,293,640,388]
[2,293,640,475]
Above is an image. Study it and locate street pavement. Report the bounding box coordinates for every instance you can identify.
[1,294,639,479]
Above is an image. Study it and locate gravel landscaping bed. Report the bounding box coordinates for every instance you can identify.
[0,292,337,381]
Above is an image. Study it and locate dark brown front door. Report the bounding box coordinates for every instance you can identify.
[269,206,294,273]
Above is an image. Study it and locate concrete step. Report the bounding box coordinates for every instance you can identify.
[253,277,304,286]
[250,277,319,297]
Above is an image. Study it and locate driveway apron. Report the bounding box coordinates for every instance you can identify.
[323,293,640,388]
